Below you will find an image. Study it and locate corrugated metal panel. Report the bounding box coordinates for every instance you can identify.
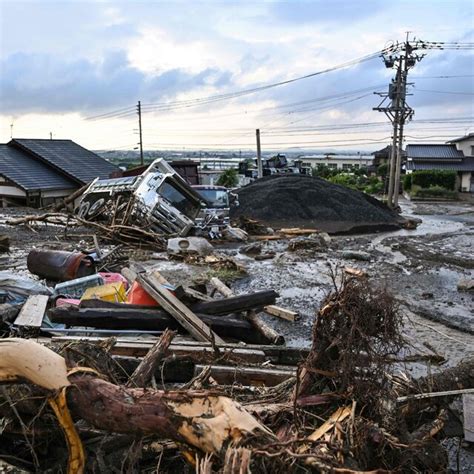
[406,144,464,160]
[12,139,119,184]
[406,157,474,172]
[0,145,77,191]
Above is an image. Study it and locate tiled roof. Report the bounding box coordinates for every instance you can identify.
[0,145,77,191]
[11,139,119,184]
[406,144,464,160]
[406,157,474,172]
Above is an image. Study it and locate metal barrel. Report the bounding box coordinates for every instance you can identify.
[27,249,96,282]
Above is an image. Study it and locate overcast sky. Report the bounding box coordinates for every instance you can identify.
[0,0,473,152]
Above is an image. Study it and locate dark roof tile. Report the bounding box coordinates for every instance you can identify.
[11,139,119,184]
[0,145,77,191]
[406,144,464,160]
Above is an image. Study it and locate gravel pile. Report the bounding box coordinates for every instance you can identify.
[231,174,402,233]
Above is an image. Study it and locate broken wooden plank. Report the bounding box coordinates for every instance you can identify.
[264,305,299,322]
[195,364,295,387]
[280,228,319,235]
[137,271,224,344]
[463,394,474,442]
[344,266,368,278]
[183,287,214,302]
[253,235,284,241]
[397,388,474,403]
[307,406,351,442]
[14,295,49,327]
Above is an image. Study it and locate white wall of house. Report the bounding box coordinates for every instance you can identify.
[452,138,474,157]
[42,188,76,198]
[299,155,373,170]
[460,172,472,192]
[0,185,26,197]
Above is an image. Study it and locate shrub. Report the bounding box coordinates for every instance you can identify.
[403,174,412,190]
[411,170,456,190]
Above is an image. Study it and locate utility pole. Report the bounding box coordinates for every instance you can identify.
[256,129,262,179]
[50,132,53,140]
[137,100,144,166]
[374,34,423,209]
[10,123,13,139]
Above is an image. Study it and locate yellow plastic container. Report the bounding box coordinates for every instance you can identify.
[80,282,127,303]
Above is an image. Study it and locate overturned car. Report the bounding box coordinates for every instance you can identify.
[76,159,203,236]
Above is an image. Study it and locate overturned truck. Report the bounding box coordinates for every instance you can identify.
[76,159,203,236]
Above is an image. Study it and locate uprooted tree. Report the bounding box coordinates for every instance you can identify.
[0,275,472,472]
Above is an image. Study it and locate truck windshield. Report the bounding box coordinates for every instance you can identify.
[196,189,229,208]
[159,181,199,218]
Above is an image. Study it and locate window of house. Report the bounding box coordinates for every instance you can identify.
[327,163,337,169]
[342,164,352,170]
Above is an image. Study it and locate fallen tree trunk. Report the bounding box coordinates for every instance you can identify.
[0,338,275,457]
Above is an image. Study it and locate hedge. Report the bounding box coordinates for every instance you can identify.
[411,185,458,199]
[403,174,412,190]
[411,170,457,190]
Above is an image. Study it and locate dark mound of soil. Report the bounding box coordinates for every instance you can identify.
[231,174,402,234]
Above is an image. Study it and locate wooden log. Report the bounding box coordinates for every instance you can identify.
[191,290,278,315]
[195,364,295,387]
[209,277,234,298]
[14,295,49,328]
[127,329,176,387]
[138,271,224,344]
[246,311,285,345]
[207,278,283,345]
[48,306,272,344]
[264,305,299,322]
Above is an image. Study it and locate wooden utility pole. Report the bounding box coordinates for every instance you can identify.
[256,129,262,178]
[137,100,144,166]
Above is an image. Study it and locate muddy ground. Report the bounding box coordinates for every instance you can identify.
[0,197,473,471]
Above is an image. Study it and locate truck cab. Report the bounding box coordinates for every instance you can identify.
[76,159,203,236]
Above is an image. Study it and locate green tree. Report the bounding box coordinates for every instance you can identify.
[377,164,389,177]
[217,168,239,188]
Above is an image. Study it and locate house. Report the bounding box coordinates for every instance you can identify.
[405,144,474,193]
[447,133,474,157]
[0,139,119,207]
[298,153,373,171]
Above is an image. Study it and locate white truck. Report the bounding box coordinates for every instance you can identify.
[76,159,203,236]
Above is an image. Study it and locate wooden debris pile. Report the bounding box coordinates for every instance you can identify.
[6,211,167,250]
[1,274,471,472]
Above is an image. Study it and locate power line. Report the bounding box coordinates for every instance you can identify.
[415,88,474,95]
[83,48,392,122]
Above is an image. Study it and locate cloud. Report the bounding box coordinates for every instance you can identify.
[0,50,233,115]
